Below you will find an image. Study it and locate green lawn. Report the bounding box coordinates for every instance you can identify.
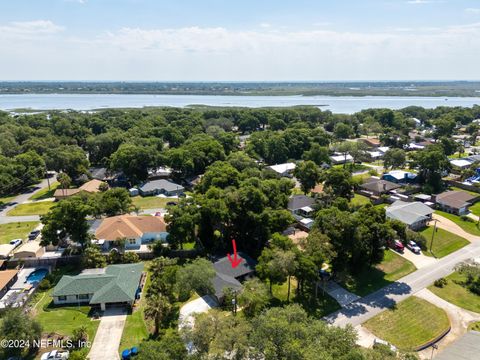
[131,196,171,210]
[0,221,39,244]
[341,250,417,297]
[29,182,60,200]
[7,201,56,216]
[420,226,470,258]
[435,210,480,236]
[271,278,340,317]
[448,186,479,196]
[183,241,196,250]
[364,296,450,351]
[469,321,480,331]
[468,201,480,217]
[34,289,100,341]
[119,272,150,351]
[428,271,480,313]
[0,194,17,204]
[351,194,371,207]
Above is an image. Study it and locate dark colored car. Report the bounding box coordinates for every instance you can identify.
[28,230,41,240]
[166,201,178,206]
[389,239,405,253]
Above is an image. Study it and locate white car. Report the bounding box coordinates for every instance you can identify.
[9,239,22,248]
[40,350,70,360]
[407,240,421,254]
[373,338,397,352]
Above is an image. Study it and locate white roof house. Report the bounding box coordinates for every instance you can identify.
[386,200,433,230]
[330,154,353,164]
[268,163,296,176]
[378,146,390,154]
[384,170,417,182]
[407,143,425,150]
[450,159,473,169]
[368,151,383,159]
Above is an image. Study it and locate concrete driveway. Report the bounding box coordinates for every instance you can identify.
[398,248,437,269]
[88,307,127,360]
[179,295,218,330]
[432,214,480,242]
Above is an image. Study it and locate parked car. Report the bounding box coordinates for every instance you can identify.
[166,201,177,206]
[28,229,41,240]
[373,338,397,352]
[9,239,22,248]
[389,239,405,253]
[407,240,421,254]
[40,350,69,360]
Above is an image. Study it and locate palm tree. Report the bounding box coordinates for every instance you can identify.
[57,172,71,197]
[144,294,172,336]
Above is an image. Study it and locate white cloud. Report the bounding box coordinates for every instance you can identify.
[0,20,64,37]
[64,0,87,4]
[0,22,479,80]
[259,23,271,28]
[465,8,480,14]
[406,0,439,4]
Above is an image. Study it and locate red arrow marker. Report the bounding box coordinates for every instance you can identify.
[227,239,242,268]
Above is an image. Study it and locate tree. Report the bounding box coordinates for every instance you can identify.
[164,198,200,249]
[46,145,89,180]
[137,332,187,360]
[334,122,353,140]
[82,246,107,268]
[413,144,451,193]
[238,278,270,317]
[302,144,330,166]
[57,172,72,197]
[176,258,216,300]
[110,143,156,184]
[71,326,89,348]
[322,167,353,199]
[41,196,92,248]
[93,187,133,216]
[294,161,320,194]
[383,148,406,169]
[0,308,42,359]
[145,294,173,336]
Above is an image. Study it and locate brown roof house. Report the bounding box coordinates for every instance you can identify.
[0,269,18,299]
[435,190,478,215]
[54,179,106,200]
[359,177,401,197]
[95,215,168,250]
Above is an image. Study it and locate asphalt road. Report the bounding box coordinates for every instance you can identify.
[324,238,480,327]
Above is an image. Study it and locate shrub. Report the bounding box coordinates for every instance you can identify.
[434,278,448,288]
[469,277,480,295]
[38,278,51,291]
[406,229,427,250]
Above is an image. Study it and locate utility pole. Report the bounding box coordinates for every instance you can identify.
[45,167,51,190]
[231,291,237,316]
[430,219,438,257]
[430,344,438,360]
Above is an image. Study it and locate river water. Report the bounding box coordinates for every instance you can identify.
[1,93,479,114]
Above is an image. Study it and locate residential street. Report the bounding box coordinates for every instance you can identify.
[324,215,480,328]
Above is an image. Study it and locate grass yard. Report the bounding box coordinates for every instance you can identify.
[131,196,171,210]
[420,226,470,258]
[341,250,416,297]
[435,210,480,236]
[119,272,151,352]
[364,296,450,351]
[428,271,480,313]
[29,182,60,200]
[0,221,39,244]
[468,201,480,217]
[0,194,17,204]
[34,289,100,341]
[351,194,371,207]
[469,321,480,331]
[7,201,56,216]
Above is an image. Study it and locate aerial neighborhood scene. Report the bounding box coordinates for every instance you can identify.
[2,1,480,359]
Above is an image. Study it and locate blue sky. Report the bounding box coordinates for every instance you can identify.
[0,0,479,80]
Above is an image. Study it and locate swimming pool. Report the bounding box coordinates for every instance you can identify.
[26,268,48,284]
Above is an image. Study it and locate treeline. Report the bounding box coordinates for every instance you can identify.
[1,105,480,196]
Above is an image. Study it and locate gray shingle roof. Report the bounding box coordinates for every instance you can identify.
[287,195,315,211]
[386,201,433,226]
[213,252,257,279]
[53,263,143,304]
[139,179,184,193]
[360,178,400,193]
[436,190,477,210]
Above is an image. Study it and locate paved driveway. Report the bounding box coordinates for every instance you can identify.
[398,248,437,269]
[88,308,127,360]
[179,295,218,330]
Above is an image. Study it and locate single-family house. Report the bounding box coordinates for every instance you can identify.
[95,215,168,250]
[382,170,417,184]
[53,179,106,200]
[212,252,257,300]
[88,167,123,185]
[330,154,353,165]
[0,270,18,299]
[287,195,316,218]
[359,177,401,197]
[52,263,144,311]
[13,241,45,259]
[386,200,433,230]
[148,166,172,179]
[268,163,296,177]
[435,190,478,215]
[360,138,381,148]
[139,179,184,197]
[450,159,473,170]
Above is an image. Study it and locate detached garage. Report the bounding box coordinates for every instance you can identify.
[13,241,45,259]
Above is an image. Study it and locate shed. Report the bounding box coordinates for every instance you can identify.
[13,241,45,259]
[0,244,16,259]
